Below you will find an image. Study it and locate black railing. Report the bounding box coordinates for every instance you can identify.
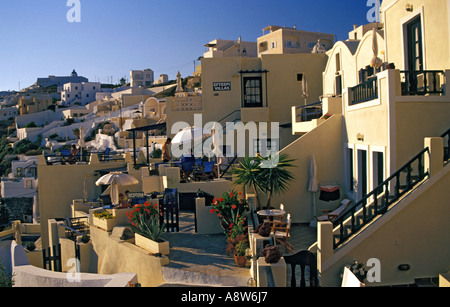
[400,70,445,96]
[45,152,91,165]
[349,77,378,105]
[333,147,430,249]
[296,101,323,122]
[441,128,450,162]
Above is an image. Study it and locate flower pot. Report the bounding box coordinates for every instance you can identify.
[135,233,170,255]
[93,216,116,231]
[234,255,247,268]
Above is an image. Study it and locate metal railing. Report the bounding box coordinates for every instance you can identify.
[333,147,430,249]
[400,70,445,96]
[349,77,378,105]
[296,101,323,122]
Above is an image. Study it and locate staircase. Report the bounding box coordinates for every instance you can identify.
[332,128,449,250]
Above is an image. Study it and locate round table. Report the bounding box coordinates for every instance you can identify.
[257,209,286,221]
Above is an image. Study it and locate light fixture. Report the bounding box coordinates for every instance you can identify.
[398,264,411,271]
[406,4,413,12]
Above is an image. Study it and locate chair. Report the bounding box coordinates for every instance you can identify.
[270,213,294,254]
[315,199,352,222]
[193,161,215,181]
[284,250,318,287]
[181,162,194,181]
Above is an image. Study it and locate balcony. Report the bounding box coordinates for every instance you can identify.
[291,97,342,135]
[349,77,378,106]
[348,69,448,107]
[400,70,445,96]
[291,102,323,135]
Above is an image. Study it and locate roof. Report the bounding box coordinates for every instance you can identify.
[126,122,166,132]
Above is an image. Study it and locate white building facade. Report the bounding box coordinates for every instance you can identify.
[130,69,154,87]
[61,82,102,106]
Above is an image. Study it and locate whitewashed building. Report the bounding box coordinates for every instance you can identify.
[61,82,102,106]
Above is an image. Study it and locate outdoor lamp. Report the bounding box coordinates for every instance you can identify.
[398,264,411,271]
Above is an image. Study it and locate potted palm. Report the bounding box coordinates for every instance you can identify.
[233,153,295,210]
[128,202,169,255]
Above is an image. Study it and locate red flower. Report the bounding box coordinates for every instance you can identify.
[238,192,242,195]
[219,197,224,202]
[231,205,236,209]
[230,192,234,197]
[210,209,214,214]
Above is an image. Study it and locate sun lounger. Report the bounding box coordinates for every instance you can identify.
[315,199,352,222]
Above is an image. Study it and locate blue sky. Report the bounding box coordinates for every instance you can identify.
[0,0,372,91]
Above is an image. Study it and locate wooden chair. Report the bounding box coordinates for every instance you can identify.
[315,199,352,222]
[270,213,294,254]
[284,250,318,287]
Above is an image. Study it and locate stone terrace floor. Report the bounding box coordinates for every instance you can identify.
[160,211,317,287]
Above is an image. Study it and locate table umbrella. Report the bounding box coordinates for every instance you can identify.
[171,127,210,145]
[95,172,139,205]
[371,28,383,69]
[308,155,319,227]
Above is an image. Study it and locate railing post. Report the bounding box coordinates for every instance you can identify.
[424,137,444,177]
[317,221,334,279]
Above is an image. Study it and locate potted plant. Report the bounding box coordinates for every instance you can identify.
[233,153,295,210]
[25,242,36,252]
[210,191,249,233]
[128,202,169,255]
[80,234,90,244]
[234,241,248,268]
[93,210,116,231]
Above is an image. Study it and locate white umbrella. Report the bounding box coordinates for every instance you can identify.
[78,125,85,159]
[171,127,208,145]
[95,172,139,206]
[302,74,309,105]
[370,28,383,69]
[308,155,319,227]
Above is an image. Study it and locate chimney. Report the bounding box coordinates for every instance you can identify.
[353,24,358,30]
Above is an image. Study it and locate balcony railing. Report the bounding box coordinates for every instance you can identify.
[400,70,445,96]
[349,77,378,105]
[296,101,323,122]
[333,147,430,249]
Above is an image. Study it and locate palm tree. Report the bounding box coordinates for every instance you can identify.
[233,153,296,210]
[232,156,264,210]
[259,153,296,209]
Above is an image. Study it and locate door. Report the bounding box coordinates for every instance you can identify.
[407,16,423,72]
[405,16,424,94]
[243,77,263,108]
[357,149,368,201]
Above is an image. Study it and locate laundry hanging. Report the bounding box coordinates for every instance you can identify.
[319,185,340,202]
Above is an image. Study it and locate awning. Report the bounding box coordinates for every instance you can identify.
[126,122,166,133]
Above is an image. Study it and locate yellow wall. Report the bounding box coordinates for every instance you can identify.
[395,100,450,167]
[37,155,129,248]
[383,0,450,70]
[269,115,345,223]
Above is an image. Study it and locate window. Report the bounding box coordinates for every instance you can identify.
[335,53,341,72]
[243,77,263,107]
[271,41,277,48]
[297,73,303,82]
[253,139,279,157]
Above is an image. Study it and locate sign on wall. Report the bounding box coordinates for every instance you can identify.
[213,82,231,91]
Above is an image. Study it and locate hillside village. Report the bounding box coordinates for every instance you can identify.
[0,0,449,289]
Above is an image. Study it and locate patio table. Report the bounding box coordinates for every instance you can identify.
[257,209,286,221]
